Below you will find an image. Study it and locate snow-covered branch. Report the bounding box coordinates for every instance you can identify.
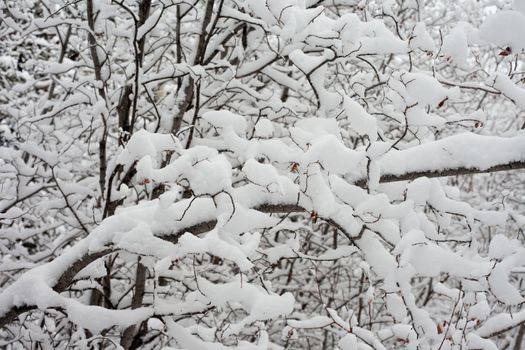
[2,0,525,349]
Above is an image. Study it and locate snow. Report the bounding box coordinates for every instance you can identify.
[490,74,525,110]
[357,231,396,279]
[261,66,300,92]
[411,243,491,278]
[402,72,458,108]
[137,9,162,40]
[338,334,358,350]
[202,111,248,136]
[442,27,469,67]
[479,10,525,52]
[66,302,152,334]
[386,293,408,322]
[288,49,332,74]
[514,0,525,14]
[477,309,525,338]
[409,22,435,52]
[243,158,283,193]
[359,19,408,55]
[124,129,158,159]
[187,155,232,195]
[303,135,366,175]
[487,251,525,305]
[253,118,274,138]
[488,234,518,260]
[381,132,525,176]
[47,59,83,74]
[199,278,295,322]
[344,96,378,141]
[466,334,498,350]
[236,53,277,77]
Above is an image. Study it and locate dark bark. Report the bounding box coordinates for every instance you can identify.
[120,261,147,349]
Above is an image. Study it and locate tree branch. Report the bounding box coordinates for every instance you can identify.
[362,160,525,187]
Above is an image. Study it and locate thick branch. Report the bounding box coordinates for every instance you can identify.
[367,133,525,186]
[366,160,525,187]
[0,249,112,328]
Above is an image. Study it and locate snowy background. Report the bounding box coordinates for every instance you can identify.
[1,0,525,349]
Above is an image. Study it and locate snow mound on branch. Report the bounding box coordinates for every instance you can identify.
[479,10,525,51]
[409,22,435,52]
[202,110,248,136]
[442,27,469,67]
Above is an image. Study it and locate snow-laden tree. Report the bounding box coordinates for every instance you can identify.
[1,0,525,349]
